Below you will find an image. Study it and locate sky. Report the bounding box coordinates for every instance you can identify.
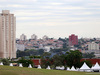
[0,0,100,39]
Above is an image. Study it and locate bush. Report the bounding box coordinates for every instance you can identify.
[41,65,46,69]
[18,57,34,67]
[50,65,55,69]
[0,58,10,65]
[34,56,41,58]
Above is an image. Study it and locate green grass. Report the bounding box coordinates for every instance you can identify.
[0,66,99,75]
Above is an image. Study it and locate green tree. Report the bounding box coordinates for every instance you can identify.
[52,55,63,66]
[41,52,51,68]
[41,52,51,59]
[29,56,34,60]
[66,50,82,68]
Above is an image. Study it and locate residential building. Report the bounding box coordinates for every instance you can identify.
[31,34,37,40]
[88,42,99,50]
[42,35,49,40]
[20,34,27,41]
[69,34,78,46]
[16,44,25,51]
[0,10,16,58]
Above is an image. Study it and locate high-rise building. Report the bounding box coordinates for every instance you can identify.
[69,34,78,46]
[31,34,37,40]
[20,34,27,41]
[0,10,16,58]
[43,35,49,40]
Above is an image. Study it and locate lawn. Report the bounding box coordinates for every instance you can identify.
[0,65,99,75]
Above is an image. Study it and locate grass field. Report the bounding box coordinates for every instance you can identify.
[0,66,100,75]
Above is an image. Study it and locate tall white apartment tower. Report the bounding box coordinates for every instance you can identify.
[0,10,16,58]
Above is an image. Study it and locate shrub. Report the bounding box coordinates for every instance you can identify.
[18,57,34,67]
[0,58,10,65]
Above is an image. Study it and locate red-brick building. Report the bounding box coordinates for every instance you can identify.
[69,34,78,46]
[81,59,100,64]
[32,59,41,67]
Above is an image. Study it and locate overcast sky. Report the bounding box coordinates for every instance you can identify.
[0,0,100,39]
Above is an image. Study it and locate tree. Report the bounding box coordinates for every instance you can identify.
[41,52,51,68]
[29,56,34,60]
[52,55,63,66]
[66,50,82,68]
[17,49,44,58]
[41,52,51,59]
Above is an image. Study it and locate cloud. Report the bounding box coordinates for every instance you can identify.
[17,18,100,27]
[0,0,7,2]
[13,10,52,17]
[41,5,85,10]
[17,16,45,21]
[86,3,100,7]
[50,3,64,5]
[6,4,27,8]
[0,0,99,38]
[63,0,84,2]
[0,0,37,2]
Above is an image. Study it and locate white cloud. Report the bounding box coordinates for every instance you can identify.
[72,11,93,15]
[61,6,84,9]
[17,18,100,27]
[0,0,37,2]
[0,0,7,2]
[17,16,45,21]
[6,4,27,8]
[63,0,84,2]
[22,0,37,2]
[41,5,85,10]
[13,10,52,17]
[86,3,100,7]
[50,3,64,5]
[0,0,99,38]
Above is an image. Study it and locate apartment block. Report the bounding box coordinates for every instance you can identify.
[0,10,16,58]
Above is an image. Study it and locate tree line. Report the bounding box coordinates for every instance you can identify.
[41,50,92,69]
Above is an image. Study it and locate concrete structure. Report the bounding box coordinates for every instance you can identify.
[20,34,27,41]
[31,34,37,40]
[16,44,25,51]
[69,34,78,46]
[44,46,51,52]
[88,42,99,50]
[0,10,16,58]
[42,35,49,40]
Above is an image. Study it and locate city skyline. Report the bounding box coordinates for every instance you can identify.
[0,0,100,39]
